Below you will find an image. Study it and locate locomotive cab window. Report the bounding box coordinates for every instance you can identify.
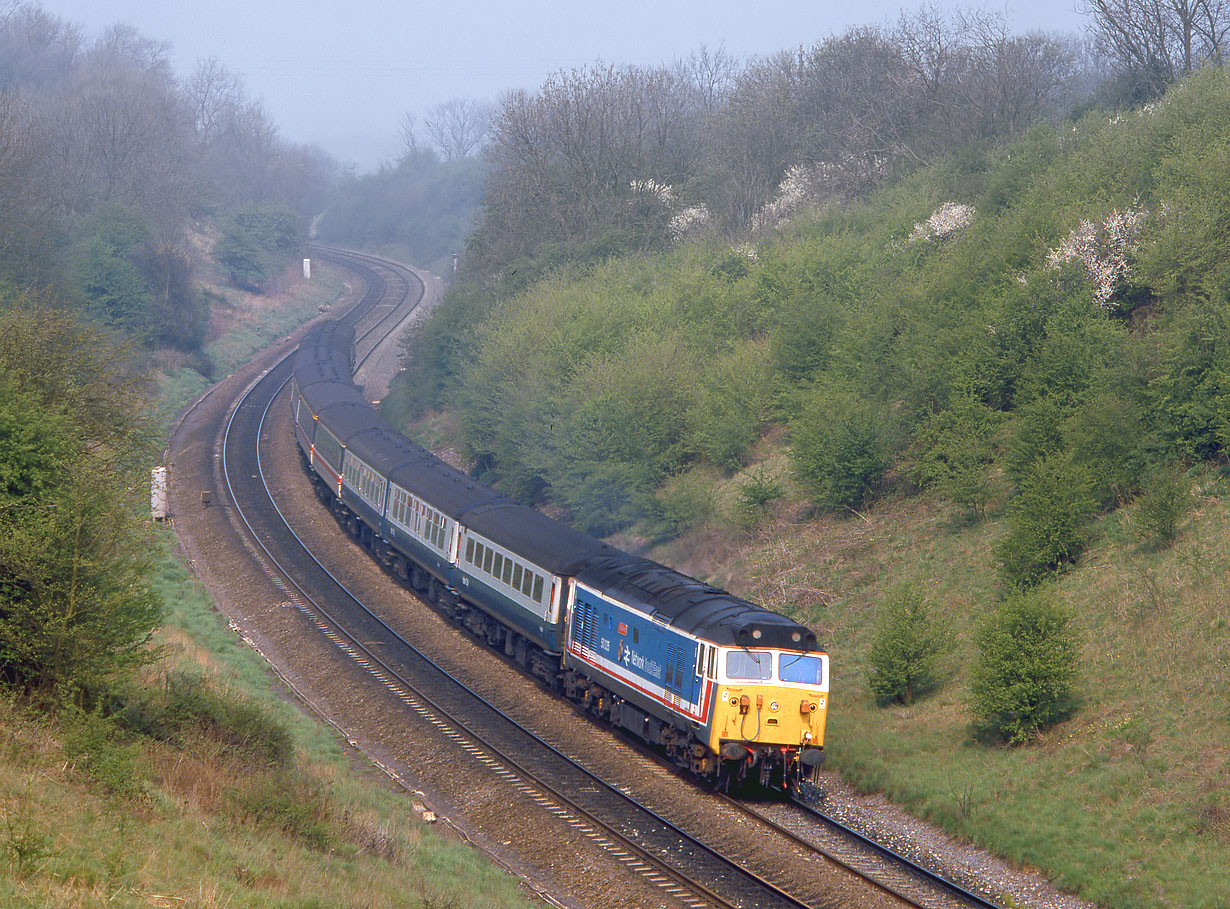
[726,650,772,680]
[779,653,825,686]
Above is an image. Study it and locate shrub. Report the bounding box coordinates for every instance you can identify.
[968,589,1080,745]
[117,671,293,768]
[908,395,1005,518]
[214,205,306,293]
[1133,461,1191,548]
[226,771,335,850]
[735,465,784,529]
[998,453,1098,589]
[866,584,949,705]
[790,385,890,511]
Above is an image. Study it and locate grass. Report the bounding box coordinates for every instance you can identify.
[0,263,538,907]
[680,457,1230,907]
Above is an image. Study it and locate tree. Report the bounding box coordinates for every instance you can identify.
[0,300,162,704]
[968,589,1080,744]
[867,584,950,705]
[790,385,890,511]
[997,453,1098,589]
[1081,0,1230,100]
[423,97,494,161]
[909,395,1005,519]
[214,204,306,293]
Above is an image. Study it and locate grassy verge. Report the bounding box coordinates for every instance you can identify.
[0,539,538,907]
[702,460,1230,908]
[0,263,537,907]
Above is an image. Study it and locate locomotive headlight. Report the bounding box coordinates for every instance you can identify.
[769,701,779,712]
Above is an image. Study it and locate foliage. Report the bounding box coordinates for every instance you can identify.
[866,584,949,706]
[789,385,890,512]
[214,204,306,293]
[0,302,162,704]
[997,453,1098,589]
[116,671,294,768]
[735,465,784,528]
[967,589,1080,745]
[909,395,1006,518]
[1132,461,1191,547]
[319,149,487,273]
[66,205,152,337]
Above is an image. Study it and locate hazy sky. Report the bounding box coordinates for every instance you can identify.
[36,0,1087,170]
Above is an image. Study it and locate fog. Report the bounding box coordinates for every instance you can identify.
[36,0,1087,171]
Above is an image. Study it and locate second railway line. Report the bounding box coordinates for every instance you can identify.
[169,246,1012,909]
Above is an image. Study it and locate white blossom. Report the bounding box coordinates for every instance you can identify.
[629,178,676,205]
[1046,206,1147,309]
[751,158,885,232]
[909,202,976,242]
[668,204,710,242]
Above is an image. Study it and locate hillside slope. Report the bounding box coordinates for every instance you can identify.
[387,66,1230,907]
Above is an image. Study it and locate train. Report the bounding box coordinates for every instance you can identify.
[290,318,829,792]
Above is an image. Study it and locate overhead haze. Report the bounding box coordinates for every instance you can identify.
[36,0,1088,171]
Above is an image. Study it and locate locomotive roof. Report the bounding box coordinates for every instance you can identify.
[574,554,819,651]
[462,500,613,576]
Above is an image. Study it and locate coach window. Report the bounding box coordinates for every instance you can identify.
[465,538,475,562]
[512,564,523,591]
[532,575,544,603]
[521,570,533,596]
[492,553,503,579]
[503,559,513,585]
[483,547,494,574]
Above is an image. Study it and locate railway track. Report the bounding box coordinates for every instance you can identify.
[177,246,1011,908]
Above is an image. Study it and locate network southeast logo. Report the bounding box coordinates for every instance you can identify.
[617,638,662,679]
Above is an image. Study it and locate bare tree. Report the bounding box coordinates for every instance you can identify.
[677,43,741,113]
[424,97,494,160]
[1080,0,1230,99]
[0,91,56,281]
[0,2,82,89]
[185,56,244,148]
[398,110,420,157]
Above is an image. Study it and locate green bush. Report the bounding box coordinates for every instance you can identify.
[998,453,1098,589]
[214,204,306,293]
[909,394,1005,518]
[866,584,949,706]
[735,465,784,529]
[789,385,890,511]
[1132,461,1191,548]
[968,589,1080,744]
[226,771,335,851]
[117,671,293,768]
[61,710,143,799]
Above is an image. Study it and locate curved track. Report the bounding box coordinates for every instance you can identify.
[179,247,1008,909]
